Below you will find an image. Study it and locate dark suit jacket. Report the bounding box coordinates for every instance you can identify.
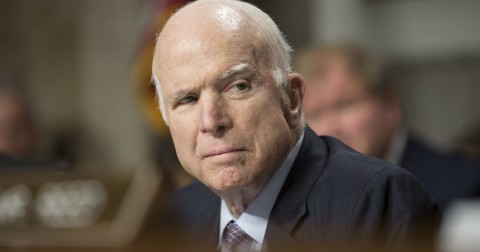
[400,136,480,212]
[170,128,438,251]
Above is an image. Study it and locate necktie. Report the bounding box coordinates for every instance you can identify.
[223,220,253,250]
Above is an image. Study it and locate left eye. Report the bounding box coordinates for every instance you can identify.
[231,82,250,91]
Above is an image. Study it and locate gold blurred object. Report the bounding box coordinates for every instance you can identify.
[131,0,191,137]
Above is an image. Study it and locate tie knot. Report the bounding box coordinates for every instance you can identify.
[223,221,253,249]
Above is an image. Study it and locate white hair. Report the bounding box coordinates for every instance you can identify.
[152,0,293,125]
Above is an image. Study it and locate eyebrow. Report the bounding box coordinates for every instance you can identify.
[167,63,256,106]
[219,63,253,80]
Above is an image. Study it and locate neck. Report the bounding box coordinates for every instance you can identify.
[220,187,259,218]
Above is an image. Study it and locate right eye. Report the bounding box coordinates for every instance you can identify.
[178,95,198,105]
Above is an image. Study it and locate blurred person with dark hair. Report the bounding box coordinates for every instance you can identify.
[0,75,65,170]
[298,43,480,212]
[0,76,37,164]
[0,86,36,159]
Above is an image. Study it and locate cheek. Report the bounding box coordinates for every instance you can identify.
[240,91,284,128]
[253,102,291,146]
[168,119,198,163]
[240,94,290,149]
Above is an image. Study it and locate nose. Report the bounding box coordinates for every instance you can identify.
[199,95,232,136]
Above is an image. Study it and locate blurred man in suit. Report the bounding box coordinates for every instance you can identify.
[298,43,480,212]
[152,1,438,251]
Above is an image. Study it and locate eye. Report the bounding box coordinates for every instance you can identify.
[178,94,198,105]
[224,81,251,99]
[227,81,252,94]
[224,81,252,99]
[231,82,250,91]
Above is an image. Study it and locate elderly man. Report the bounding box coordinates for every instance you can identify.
[298,44,480,212]
[151,0,438,251]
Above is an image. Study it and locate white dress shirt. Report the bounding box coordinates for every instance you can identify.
[219,133,304,252]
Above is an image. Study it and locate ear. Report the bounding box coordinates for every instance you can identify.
[285,73,305,129]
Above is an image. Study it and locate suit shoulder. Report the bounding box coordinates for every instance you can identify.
[315,136,435,211]
[322,136,413,179]
[168,181,220,227]
[172,181,215,207]
[175,180,211,197]
[309,137,438,233]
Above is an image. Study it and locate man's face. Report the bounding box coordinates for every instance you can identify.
[155,23,295,193]
[303,61,396,157]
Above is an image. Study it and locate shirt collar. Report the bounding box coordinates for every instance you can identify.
[219,132,304,246]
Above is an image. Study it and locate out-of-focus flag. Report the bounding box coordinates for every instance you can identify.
[132,0,191,136]
[132,0,193,191]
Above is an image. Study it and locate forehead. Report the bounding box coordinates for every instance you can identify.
[154,5,268,86]
[161,45,261,88]
[157,2,250,52]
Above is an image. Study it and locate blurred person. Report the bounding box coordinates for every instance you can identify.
[451,123,480,159]
[0,80,37,160]
[0,75,66,170]
[152,1,438,251]
[298,43,480,212]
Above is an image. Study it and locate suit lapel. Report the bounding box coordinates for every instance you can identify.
[183,183,221,251]
[265,127,328,249]
[199,191,221,251]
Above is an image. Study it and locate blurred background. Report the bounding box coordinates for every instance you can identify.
[2,0,480,167]
[0,0,479,250]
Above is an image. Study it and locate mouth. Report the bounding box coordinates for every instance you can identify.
[203,148,246,158]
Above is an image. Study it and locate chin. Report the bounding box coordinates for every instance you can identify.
[210,169,249,192]
[218,179,248,192]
